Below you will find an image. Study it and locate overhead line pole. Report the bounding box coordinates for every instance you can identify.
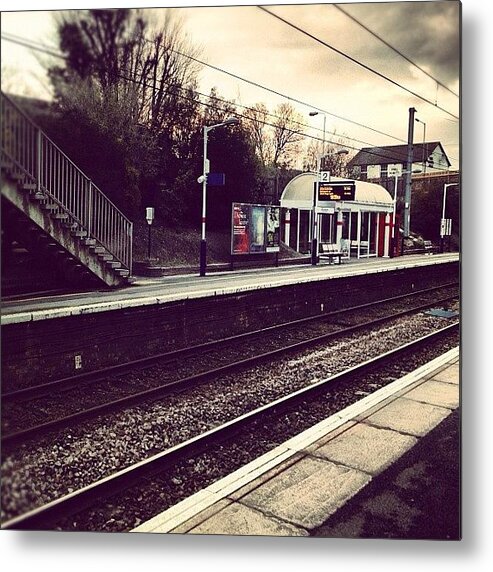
[403,107,417,243]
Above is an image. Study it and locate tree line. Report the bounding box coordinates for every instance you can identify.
[32,8,349,230]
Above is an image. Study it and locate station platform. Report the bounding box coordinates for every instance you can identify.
[132,348,460,539]
[1,252,459,325]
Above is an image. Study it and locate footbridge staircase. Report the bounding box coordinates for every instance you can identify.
[1,92,133,290]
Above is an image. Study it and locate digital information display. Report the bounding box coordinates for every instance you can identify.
[317,181,356,202]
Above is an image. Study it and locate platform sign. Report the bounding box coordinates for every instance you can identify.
[317,181,355,202]
[440,218,452,237]
[207,172,225,186]
[231,203,280,255]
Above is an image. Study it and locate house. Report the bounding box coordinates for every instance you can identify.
[348,142,452,181]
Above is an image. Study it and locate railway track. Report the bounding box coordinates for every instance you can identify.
[1,324,458,531]
[1,284,459,447]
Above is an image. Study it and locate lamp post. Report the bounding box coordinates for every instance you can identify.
[199,117,239,277]
[309,111,326,265]
[390,168,421,257]
[441,182,458,253]
[415,117,427,174]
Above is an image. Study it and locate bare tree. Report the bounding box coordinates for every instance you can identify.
[243,103,273,168]
[271,103,305,168]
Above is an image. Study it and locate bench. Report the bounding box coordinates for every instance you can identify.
[423,240,439,255]
[319,243,343,264]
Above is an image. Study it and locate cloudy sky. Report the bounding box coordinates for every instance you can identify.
[1,1,462,169]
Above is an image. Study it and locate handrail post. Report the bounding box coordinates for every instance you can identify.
[87,179,93,238]
[36,128,42,193]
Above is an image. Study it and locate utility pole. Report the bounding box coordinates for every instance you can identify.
[403,107,416,241]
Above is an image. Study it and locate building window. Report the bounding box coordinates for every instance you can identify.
[367,165,381,179]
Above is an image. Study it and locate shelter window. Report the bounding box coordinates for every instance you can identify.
[341,211,350,240]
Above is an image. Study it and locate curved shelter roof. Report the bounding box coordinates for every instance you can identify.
[280,172,393,211]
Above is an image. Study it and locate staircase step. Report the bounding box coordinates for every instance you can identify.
[71,230,88,237]
[82,238,97,246]
[106,261,122,269]
[115,269,130,277]
[53,213,69,220]
[62,222,79,230]
[98,253,113,261]
[41,203,58,211]
[33,192,47,201]
[21,182,37,191]
[89,246,106,254]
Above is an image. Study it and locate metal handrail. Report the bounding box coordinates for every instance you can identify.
[1,92,133,274]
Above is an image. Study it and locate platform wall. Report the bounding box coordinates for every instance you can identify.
[2,262,459,392]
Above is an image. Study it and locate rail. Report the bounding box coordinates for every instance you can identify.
[1,92,133,274]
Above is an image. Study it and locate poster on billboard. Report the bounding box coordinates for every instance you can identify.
[266,206,280,252]
[231,203,281,255]
[250,205,266,253]
[232,203,250,254]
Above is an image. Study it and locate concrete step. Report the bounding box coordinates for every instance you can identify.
[21,182,37,191]
[41,203,58,212]
[71,230,88,238]
[115,268,130,277]
[89,246,106,254]
[62,222,79,230]
[82,238,97,246]
[106,261,122,269]
[53,212,69,221]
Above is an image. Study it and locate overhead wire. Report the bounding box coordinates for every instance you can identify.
[1,31,457,172]
[332,3,459,99]
[257,5,460,121]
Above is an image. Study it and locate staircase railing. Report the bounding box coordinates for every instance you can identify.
[1,92,133,275]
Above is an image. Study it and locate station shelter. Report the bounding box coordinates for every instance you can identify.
[279,173,395,259]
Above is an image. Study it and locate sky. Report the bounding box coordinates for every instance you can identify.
[1,1,461,170]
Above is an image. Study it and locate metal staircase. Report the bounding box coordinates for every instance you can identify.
[1,92,133,289]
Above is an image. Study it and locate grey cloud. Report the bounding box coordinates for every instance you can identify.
[339,2,460,86]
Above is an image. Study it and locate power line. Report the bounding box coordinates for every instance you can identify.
[2,29,407,145]
[1,31,457,171]
[154,49,407,145]
[257,5,459,121]
[333,3,459,99]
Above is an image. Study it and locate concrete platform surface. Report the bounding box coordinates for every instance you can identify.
[1,252,458,325]
[132,348,460,539]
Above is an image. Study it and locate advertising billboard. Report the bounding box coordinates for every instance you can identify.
[231,203,280,255]
[266,206,280,252]
[232,203,250,254]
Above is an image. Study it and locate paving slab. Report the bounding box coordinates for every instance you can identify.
[433,363,460,385]
[364,397,451,436]
[313,422,417,475]
[239,455,371,530]
[404,379,460,409]
[181,501,308,537]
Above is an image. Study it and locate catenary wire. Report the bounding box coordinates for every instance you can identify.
[1,31,458,171]
[257,5,459,121]
[332,3,459,99]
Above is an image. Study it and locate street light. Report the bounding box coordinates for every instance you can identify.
[390,168,421,257]
[309,111,326,265]
[199,117,239,276]
[415,117,427,174]
[441,182,458,253]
